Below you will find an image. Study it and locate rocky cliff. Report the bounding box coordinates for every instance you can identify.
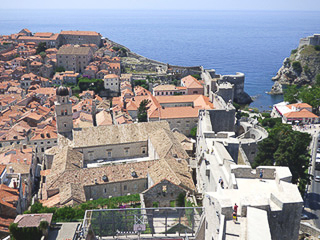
[270,45,320,94]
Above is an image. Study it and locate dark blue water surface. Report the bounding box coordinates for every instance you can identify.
[1,10,320,109]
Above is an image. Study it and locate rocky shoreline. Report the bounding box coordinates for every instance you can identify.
[269,41,320,95]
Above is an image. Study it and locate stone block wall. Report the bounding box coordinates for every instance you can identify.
[142,179,186,208]
[84,178,147,200]
[78,141,148,163]
[208,108,235,133]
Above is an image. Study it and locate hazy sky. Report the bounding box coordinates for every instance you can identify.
[2,0,320,11]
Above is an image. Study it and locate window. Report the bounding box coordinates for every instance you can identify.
[107,150,112,158]
[113,186,117,192]
[64,123,67,128]
[88,151,94,160]
[141,147,147,154]
[162,185,167,192]
[124,185,127,191]
[124,148,129,156]
[41,148,44,152]
[104,188,107,193]
[41,142,44,145]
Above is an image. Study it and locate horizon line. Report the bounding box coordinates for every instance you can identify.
[1,8,320,12]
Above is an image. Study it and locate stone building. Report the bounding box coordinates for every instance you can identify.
[142,179,186,208]
[152,84,186,96]
[181,75,204,95]
[56,45,93,73]
[59,30,102,47]
[30,125,57,161]
[39,120,194,207]
[53,71,79,85]
[299,33,320,48]
[17,33,59,48]
[54,86,73,138]
[103,74,120,96]
[202,69,251,104]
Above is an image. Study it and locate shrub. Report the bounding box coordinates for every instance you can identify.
[261,112,271,118]
[303,65,311,74]
[292,61,302,75]
[240,112,249,118]
[176,193,186,207]
[190,127,197,138]
[291,49,298,54]
[314,45,320,51]
[191,74,201,80]
[9,223,43,240]
[316,74,320,86]
[55,66,65,73]
[233,102,240,110]
[261,118,282,129]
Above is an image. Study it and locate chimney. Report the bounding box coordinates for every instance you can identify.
[92,101,97,127]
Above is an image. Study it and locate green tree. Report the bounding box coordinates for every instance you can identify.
[176,192,186,207]
[137,99,150,122]
[36,42,47,54]
[134,79,149,90]
[283,85,299,103]
[292,61,302,75]
[315,74,320,86]
[190,127,197,138]
[191,74,201,80]
[55,66,65,73]
[172,79,180,86]
[291,49,298,54]
[78,77,104,94]
[39,51,46,59]
[253,123,311,195]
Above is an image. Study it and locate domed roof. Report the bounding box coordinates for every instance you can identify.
[56,86,69,96]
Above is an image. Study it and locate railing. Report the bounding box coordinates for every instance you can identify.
[82,207,203,239]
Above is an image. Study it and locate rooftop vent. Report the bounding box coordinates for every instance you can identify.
[102,175,108,182]
[131,171,138,178]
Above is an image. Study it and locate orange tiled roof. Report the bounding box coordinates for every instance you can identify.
[284,109,318,119]
[287,103,312,109]
[104,74,119,79]
[149,106,202,119]
[34,32,54,38]
[181,75,203,89]
[60,30,100,36]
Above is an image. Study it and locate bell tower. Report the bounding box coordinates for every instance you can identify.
[55,86,73,138]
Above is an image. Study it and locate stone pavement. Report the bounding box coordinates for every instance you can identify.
[225,217,246,240]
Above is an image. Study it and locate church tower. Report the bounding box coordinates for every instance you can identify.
[55,86,73,138]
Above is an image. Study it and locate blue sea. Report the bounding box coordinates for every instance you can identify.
[1,9,320,110]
